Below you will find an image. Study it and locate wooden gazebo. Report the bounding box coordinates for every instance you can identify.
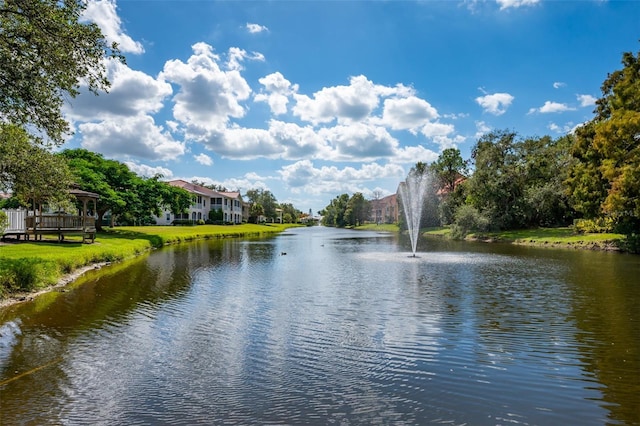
[24,189,99,243]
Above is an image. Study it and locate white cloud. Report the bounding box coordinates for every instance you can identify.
[279,160,405,194]
[391,145,439,165]
[254,72,299,115]
[66,60,172,120]
[496,0,540,10]
[194,153,213,166]
[160,42,252,132]
[268,120,329,159]
[318,123,398,160]
[292,75,412,125]
[381,96,438,131]
[246,23,269,34]
[577,94,597,107]
[553,82,566,89]
[475,120,492,139]
[227,47,265,71]
[529,101,576,114]
[475,92,514,115]
[420,122,465,149]
[83,0,144,54]
[79,115,185,161]
[548,121,576,134]
[125,162,174,178]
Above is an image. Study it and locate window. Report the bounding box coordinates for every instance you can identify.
[166,213,171,221]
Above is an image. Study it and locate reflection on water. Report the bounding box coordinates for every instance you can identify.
[1,227,639,425]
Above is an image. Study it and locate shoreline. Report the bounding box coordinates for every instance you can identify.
[0,224,297,310]
[0,262,109,309]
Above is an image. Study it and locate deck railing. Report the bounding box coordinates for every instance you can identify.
[25,214,96,231]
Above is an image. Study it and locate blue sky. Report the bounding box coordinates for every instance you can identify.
[64,0,640,215]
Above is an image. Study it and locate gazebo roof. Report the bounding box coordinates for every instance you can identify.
[69,188,100,200]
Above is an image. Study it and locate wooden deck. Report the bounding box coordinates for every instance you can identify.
[2,211,96,243]
[25,214,96,243]
[2,189,99,244]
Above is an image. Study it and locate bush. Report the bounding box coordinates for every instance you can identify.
[451,205,490,239]
[619,233,640,254]
[172,219,197,226]
[0,258,58,293]
[0,210,7,235]
[197,219,205,225]
[573,217,615,234]
[208,208,223,222]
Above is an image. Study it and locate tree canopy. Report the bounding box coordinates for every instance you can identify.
[0,123,72,207]
[60,149,191,230]
[0,0,123,145]
[567,48,640,234]
[245,189,278,222]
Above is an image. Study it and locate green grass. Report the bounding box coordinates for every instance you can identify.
[354,223,400,232]
[0,223,297,299]
[112,223,295,245]
[424,226,625,249]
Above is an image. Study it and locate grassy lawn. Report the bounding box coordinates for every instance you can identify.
[354,223,400,232]
[0,223,297,299]
[424,226,625,248]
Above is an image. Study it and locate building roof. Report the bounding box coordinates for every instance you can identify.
[168,180,243,201]
[168,179,221,198]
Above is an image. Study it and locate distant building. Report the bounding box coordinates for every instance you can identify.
[370,193,398,224]
[154,180,247,225]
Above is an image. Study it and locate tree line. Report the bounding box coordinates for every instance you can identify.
[320,47,640,252]
[0,145,305,229]
[0,1,637,245]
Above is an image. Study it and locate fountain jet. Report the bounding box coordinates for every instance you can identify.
[398,169,431,257]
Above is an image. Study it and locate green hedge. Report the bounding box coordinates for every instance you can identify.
[0,258,59,297]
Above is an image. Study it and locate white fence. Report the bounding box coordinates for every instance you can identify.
[1,208,27,234]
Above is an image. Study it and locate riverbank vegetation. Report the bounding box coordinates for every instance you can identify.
[0,224,295,300]
[326,47,640,253]
[356,223,626,251]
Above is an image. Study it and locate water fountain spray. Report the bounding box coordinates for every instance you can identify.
[398,169,431,257]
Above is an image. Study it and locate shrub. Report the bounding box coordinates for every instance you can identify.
[172,219,197,226]
[0,210,7,235]
[573,217,615,234]
[208,208,223,222]
[0,258,58,293]
[197,219,205,225]
[451,205,490,239]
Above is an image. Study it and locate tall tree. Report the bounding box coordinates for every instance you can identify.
[60,149,191,230]
[0,124,72,207]
[345,193,371,226]
[279,202,301,223]
[0,0,123,145]
[432,148,468,225]
[245,189,278,221]
[432,148,468,194]
[519,135,574,227]
[249,203,264,223]
[567,48,640,234]
[467,130,526,230]
[320,194,350,227]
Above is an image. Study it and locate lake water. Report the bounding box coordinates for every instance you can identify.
[1,226,639,425]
